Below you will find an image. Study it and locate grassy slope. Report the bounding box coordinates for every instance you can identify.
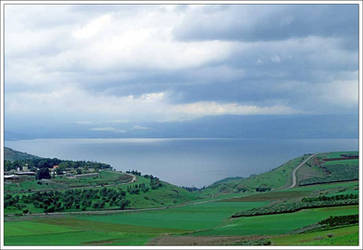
[201,154,307,197]
[271,225,359,246]
[4,147,41,161]
[125,181,200,208]
[4,175,200,215]
[203,151,358,199]
[296,151,359,186]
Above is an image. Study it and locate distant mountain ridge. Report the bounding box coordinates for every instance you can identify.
[5,114,358,140]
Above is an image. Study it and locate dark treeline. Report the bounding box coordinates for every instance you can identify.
[126,170,141,176]
[181,186,200,192]
[302,194,358,203]
[232,196,359,218]
[319,214,359,227]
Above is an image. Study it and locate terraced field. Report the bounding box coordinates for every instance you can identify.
[297,152,359,186]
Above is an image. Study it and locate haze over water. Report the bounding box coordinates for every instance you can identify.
[5,138,358,187]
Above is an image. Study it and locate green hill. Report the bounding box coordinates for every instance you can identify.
[201,154,309,197]
[201,151,358,198]
[4,149,200,215]
[4,147,41,161]
[296,151,359,186]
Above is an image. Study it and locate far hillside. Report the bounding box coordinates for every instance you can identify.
[4,147,40,161]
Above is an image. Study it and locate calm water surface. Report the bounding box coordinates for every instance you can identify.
[5,138,358,187]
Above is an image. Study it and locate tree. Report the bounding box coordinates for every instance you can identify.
[36,168,51,180]
[55,167,64,175]
[118,199,130,210]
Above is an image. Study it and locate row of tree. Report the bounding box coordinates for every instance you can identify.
[127,183,150,194]
[302,194,358,203]
[126,170,141,176]
[5,187,130,213]
[232,197,359,218]
[319,214,358,227]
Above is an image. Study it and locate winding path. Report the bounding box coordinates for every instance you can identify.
[288,153,317,189]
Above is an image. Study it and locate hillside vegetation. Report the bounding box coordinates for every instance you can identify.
[4,147,40,161]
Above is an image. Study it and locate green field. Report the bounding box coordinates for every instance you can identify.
[5,201,266,246]
[5,226,154,246]
[5,202,358,246]
[272,225,359,246]
[192,205,358,236]
[76,201,267,230]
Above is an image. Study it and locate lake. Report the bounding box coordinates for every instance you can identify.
[5,138,358,187]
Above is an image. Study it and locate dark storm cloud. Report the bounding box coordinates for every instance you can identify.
[174,5,358,45]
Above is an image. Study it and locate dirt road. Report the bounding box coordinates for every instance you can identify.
[288,153,317,189]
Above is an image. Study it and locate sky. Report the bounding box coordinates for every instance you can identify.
[4,4,359,139]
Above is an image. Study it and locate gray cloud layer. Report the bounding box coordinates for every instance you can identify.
[4,4,359,134]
